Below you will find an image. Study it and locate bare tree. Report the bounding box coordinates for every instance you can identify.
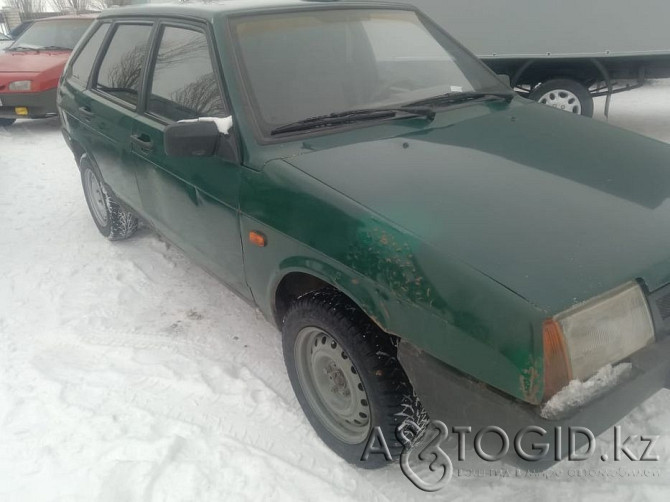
[49,0,91,14]
[6,0,46,16]
[89,0,133,10]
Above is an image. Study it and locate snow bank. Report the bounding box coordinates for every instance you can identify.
[541,363,633,420]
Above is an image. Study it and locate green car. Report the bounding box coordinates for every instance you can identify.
[57,0,670,468]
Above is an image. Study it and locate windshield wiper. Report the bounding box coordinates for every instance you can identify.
[405,91,514,108]
[40,45,72,51]
[270,107,435,136]
[6,45,37,52]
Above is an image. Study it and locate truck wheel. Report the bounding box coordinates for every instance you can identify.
[0,118,16,127]
[282,288,426,468]
[529,79,594,117]
[80,158,138,241]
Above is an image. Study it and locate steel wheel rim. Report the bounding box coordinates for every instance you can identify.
[537,89,582,114]
[84,169,108,226]
[294,327,371,444]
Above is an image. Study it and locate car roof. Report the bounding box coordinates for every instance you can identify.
[98,0,413,22]
[32,14,98,22]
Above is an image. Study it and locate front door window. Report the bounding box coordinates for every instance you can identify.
[147,26,226,122]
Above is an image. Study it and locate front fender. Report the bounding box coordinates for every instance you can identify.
[239,212,390,329]
[240,160,546,404]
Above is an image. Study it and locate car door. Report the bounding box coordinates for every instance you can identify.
[60,21,111,163]
[130,22,248,296]
[82,21,155,211]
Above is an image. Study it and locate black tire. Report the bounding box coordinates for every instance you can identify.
[80,156,138,241]
[529,78,594,117]
[0,118,16,127]
[282,288,426,468]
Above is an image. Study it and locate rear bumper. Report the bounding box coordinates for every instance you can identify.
[0,88,57,118]
[398,334,670,470]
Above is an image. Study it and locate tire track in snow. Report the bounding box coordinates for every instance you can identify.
[29,337,391,501]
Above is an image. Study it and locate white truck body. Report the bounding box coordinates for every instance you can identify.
[409,0,670,59]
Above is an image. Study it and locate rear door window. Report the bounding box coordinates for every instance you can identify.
[146,26,226,122]
[69,23,110,86]
[94,24,153,108]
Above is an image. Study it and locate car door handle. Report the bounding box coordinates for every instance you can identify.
[130,134,154,153]
[79,106,94,120]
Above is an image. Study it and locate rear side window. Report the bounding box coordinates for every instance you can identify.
[147,26,226,122]
[69,23,110,86]
[94,24,153,107]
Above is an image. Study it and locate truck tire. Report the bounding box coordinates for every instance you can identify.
[282,288,426,468]
[0,118,16,127]
[529,79,594,117]
[80,157,138,241]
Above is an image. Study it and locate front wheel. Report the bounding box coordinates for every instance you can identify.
[80,158,138,241]
[529,78,594,117]
[282,288,425,468]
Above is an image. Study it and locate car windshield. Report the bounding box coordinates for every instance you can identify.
[230,8,508,135]
[11,19,92,50]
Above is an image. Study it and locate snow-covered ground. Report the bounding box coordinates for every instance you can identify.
[2,83,670,502]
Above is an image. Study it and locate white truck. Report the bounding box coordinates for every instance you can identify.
[409,0,670,116]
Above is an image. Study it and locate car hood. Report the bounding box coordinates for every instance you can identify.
[0,49,70,73]
[284,103,670,313]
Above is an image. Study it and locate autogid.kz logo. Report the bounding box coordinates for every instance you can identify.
[361,420,659,492]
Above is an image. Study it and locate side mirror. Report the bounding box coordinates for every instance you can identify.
[164,116,236,159]
[164,120,220,157]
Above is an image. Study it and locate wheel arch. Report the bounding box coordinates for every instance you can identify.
[70,138,88,169]
[511,60,601,89]
[270,260,392,334]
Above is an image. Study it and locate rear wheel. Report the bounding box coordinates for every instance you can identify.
[80,158,138,240]
[282,288,425,468]
[0,118,16,127]
[529,78,594,117]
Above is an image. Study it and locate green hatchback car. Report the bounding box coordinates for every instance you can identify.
[58,1,670,468]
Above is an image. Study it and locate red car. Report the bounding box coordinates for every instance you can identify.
[0,15,94,126]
